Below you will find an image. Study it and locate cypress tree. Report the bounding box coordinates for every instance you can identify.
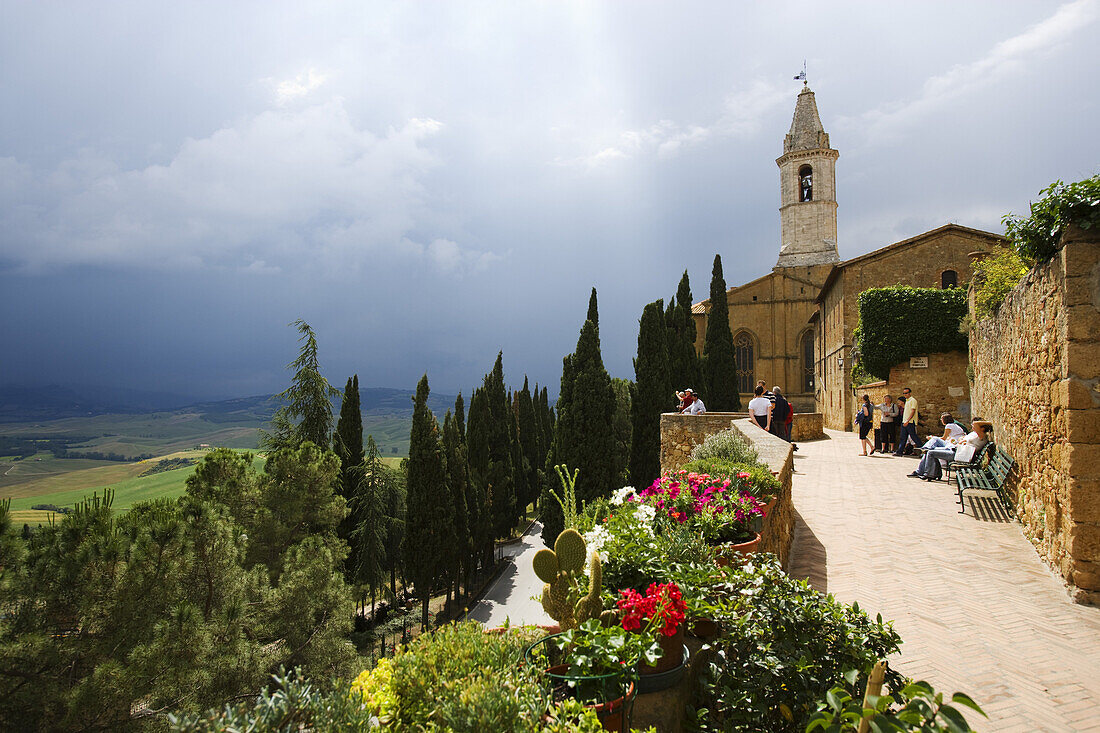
[703,254,741,411]
[334,375,364,500]
[347,435,389,614]
[404,374,448,629]
[485,353,516,541]
[455,392,466,437]
[630,299,672,488]
[610,378,633,488]
[465,388,492,572]
[441,411,469,606]
[557,319,615,504]
[667,271,702,393]
[516,377,539,512]
[587,287,599,329]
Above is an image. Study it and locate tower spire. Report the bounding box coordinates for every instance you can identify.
[775,86,840,268]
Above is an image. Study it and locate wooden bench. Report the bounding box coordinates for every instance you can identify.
[955,446,1014,515]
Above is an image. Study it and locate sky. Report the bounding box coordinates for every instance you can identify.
[1,1,1097,402]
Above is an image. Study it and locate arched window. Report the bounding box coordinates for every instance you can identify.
[800,330,815,393]
[941,270,958,289]
[798,165,813,202]
[734,332,755,395]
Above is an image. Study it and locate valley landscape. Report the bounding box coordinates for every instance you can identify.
[0,386,448,527]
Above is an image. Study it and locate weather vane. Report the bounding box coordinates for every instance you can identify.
[793,60,807,86]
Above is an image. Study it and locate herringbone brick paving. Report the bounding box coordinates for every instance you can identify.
[788,429,1100,732]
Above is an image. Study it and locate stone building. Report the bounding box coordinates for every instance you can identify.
[692,85,1001,419]
[812,224,1004,431]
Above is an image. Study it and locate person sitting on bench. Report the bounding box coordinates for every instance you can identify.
[909,418,990,481]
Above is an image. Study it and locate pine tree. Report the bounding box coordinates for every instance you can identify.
[703,255,741,411]
[404,374,448,629]
[334,375,364,500]
[261,320,340,450]
[631,299,671,488]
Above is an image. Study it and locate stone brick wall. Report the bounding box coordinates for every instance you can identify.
[970,225,1100,605]
[658,414,796,568]
[855,352,971,438]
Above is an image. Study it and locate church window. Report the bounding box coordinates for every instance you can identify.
[941,270,958,289]
[800,330,814,393]
[798,165,813,202]
[734,332,755,394]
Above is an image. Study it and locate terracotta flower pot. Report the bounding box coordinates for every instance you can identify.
[762,495,777,517]
[713,532,762,567]
[639,626,685,675]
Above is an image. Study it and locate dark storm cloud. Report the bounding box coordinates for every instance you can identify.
[1,1,1097,399]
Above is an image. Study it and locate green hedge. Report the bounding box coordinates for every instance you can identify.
[855,287,968,381]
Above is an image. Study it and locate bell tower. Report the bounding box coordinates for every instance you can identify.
[775,86,840,268]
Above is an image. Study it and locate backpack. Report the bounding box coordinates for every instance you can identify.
[854,405,868,425]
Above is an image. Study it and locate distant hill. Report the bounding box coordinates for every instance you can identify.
[0,385,456,424]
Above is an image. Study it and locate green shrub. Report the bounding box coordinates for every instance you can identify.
[855,287,968,381]
[174,623,606,732]
[689,429,758,465]
[970,247,1031,320]
[1003,175,1100,262]
[690,556,903,732]
[806,672,986,732]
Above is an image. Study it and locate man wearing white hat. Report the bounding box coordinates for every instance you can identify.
[682,388,706,415]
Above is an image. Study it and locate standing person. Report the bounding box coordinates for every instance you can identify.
[748,386,772,429]
[771,387,791,441]
[894,388,919,456]
[758,380,775,406]
[674,390,687,412]
[682,388,706,415]
[854,394,874,455]
[784,393,795,442]
[876,395,899,454]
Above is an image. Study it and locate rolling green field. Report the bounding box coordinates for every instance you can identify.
[0,396,412,529]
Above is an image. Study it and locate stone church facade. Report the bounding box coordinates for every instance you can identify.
[692,85,1002,417]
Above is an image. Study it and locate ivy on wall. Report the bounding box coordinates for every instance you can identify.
[855,287,968,381]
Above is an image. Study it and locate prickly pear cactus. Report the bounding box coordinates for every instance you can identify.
[534,529,605,631]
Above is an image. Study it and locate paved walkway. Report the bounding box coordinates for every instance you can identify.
[465,520,553,628]
[789,430,1100,732]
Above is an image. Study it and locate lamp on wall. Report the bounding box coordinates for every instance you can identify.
[837,355,843,369]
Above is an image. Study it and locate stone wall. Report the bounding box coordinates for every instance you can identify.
[855,351,971,438]
[970,225,1100,605]
[658,414,796,568]
[659,412,823,473]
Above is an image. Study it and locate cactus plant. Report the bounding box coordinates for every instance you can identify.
[534,528,604,631]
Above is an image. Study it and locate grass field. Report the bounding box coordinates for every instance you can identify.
[4,450,267,526]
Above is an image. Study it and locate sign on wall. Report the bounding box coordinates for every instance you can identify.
[909,356,929,368]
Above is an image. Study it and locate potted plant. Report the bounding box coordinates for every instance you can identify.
[617,582,691,692]
[525,619,660,731]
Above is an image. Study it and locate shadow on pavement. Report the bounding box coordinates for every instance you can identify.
[789,507,828,593]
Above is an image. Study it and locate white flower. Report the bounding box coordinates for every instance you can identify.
[610,486,637,505]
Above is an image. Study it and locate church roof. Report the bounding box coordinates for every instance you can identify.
[812,223,1006,304]
[784,86,830,153]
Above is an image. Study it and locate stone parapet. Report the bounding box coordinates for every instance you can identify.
[970,225,1100,605]
[659,413,742,473]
